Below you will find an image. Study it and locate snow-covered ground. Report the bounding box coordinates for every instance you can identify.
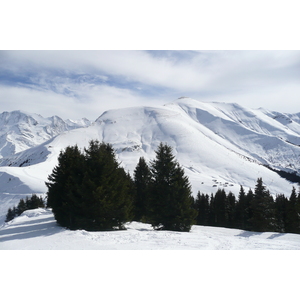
[1,208,299,250]
[2,208,299,300]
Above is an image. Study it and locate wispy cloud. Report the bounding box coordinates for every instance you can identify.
[0,50,299,119]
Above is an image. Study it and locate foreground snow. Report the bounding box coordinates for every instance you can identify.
[1,208,299,250]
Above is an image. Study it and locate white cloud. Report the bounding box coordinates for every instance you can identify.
[0,83,162,120]
[1,50,300,117]
[200,81,300,113]
[0,85,79,118]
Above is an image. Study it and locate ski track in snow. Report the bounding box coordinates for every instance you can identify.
[1,208,299,250]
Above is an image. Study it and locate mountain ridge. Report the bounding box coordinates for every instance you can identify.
[1,97,300,224]
[0,110,92,158]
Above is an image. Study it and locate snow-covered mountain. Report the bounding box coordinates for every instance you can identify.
[0,110,91,158]
[1,97,300,224]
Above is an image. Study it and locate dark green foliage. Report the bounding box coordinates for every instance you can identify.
[17,199,27,215]
[148,143,197,232]
[5,207,16,222]
[46,140,134,231]
[133,157,151,221]
[208,193,216,225]
[250,178,276,232]
[213,189,227,227]
[264,165,300,184]
[46,144,86,228]
[193,178,299,234]
[5,194,45,222]
[285,187,300,233]
[25,194,45,210]
[274,193,288,233]
[235,186,246,229]
[227,191,236,228]
[201,189,236,229]
[194,192,210,225]
[244,188,254,231]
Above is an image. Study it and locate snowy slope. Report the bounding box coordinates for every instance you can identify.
[1,98,300,224]
[1,208,299,250]
[171,98,300,172]
[0,110,91,158]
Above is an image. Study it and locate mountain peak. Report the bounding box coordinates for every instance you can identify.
[0,110,91,158]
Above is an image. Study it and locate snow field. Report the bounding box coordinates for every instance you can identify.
[1,208,299,250]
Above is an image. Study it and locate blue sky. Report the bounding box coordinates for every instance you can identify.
[1,50,299,120]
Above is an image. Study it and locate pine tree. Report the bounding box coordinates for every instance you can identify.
[82,140,134,230]
[46,144,86,228]
[213,189,227,227]
[244,188,254,231]
[29,194,45,209]
[208,193,216,226]
[235,186,246,229]
[5,208,16,222]
[46,140,133,231]
[226,191,236,228]
[17,198,27,216]
[286,187,300,233]
[133,157,151,221]
[274,193,288,233]
[250,178,275,232]
[194,192,210,225]
[148,143,197,232]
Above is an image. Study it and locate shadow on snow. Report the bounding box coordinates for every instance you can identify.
[0,216,62,243]
[235,230,287,239]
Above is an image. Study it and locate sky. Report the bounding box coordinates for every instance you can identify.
[1,50,299,120]
[1,1,300,121]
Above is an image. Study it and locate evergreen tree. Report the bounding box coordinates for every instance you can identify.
[244,188,254,231]
[28,194,45,209]
[133,157,151,221]
[213,189,227,227]
[235,186,246,229]
[17,198,27,216]
[5,207,16,222]
[274,194,288,233]
[46,144,86,228]
[250,178,275,232]
[286,187,300,233]
[148,143,197,232]
[226,191,236,228]
[82,140,134,230]
[194,192,210,225]
[46,140,133,231]
[5,195,45,223]
[208,193,216,226]
[208,189,236,228]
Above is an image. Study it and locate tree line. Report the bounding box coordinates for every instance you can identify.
[5,140,300,234]
[5,194,45,222]
[194,180,300,234]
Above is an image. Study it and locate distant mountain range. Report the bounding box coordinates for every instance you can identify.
[0,110,91,158]
[1,97,300,223]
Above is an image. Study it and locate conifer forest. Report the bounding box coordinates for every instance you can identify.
[6,140,300,234]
